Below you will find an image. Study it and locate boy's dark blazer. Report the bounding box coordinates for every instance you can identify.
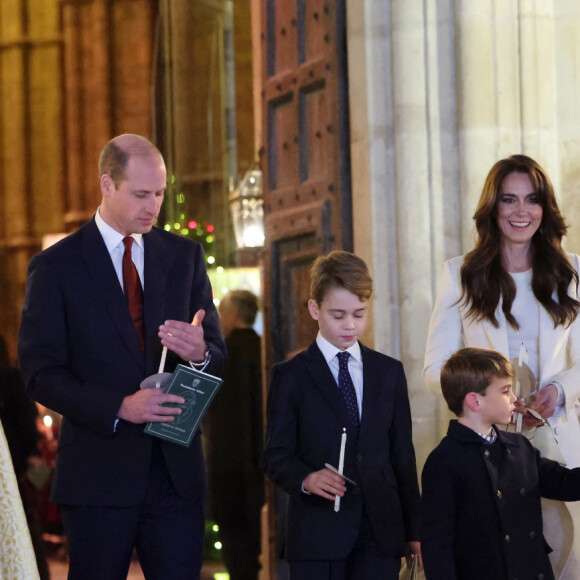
[421,420,580,580]
[261,340,421,561]
[18,218,226,507]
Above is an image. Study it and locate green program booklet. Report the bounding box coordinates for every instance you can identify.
[144,364,223,447]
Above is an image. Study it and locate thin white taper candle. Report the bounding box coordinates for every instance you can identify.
[155,346,168,388]
[334,428,347,512]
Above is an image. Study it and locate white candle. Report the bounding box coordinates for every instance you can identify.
[334,428,347,512]
[518,343,528,367]
[515,378,523,432]
[155,346,168,388]
[158,346,168,375]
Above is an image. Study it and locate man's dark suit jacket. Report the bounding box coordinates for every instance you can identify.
[18,218,226,507]
[261,341,421,562]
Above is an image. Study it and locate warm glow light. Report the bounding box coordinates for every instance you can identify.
[216,266,224,274]
[43,415,53,428]
[212,524,219,532]
[207,224,215,233]
[229,167,264,249]
[188,221,197,229]
[214,541,222,550]
[207,256,216,264]
[242,225,265,247]
[164,225,171,231]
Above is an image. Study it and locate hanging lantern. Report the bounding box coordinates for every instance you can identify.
[229,166,265,249]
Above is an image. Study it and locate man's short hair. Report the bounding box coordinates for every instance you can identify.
[310,251,373,305]
[441,348,515,416]
[224,290,259,325]
[98,134,162,187]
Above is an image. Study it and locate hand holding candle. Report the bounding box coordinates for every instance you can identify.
[334,428,347,512]
[156,314,201,388]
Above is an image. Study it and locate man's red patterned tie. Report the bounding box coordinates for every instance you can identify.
[122,236,144,350]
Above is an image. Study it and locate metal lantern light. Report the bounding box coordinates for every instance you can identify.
[229,166,265,249]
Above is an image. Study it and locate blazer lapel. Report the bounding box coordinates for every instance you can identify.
[80,220,145,368]
[538,297,568,384]
[143,229,172,372]
[359,344,378,438]
[462,300,510,357]
[305,343,353,430]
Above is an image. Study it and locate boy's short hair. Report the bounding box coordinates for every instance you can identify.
[441,348,515,416]
[310,251,373,304]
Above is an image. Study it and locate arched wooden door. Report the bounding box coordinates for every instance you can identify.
[261,0,352,368]
[257,1,352,576]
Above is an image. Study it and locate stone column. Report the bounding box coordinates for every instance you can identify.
[347,0,457,467]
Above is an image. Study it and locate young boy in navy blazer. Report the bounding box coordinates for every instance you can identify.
[421,348,580,580]
[261,250,421,579]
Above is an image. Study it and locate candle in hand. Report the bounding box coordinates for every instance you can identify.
[334,428,347,512]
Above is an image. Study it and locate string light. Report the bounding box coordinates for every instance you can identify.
[163,176,223,269]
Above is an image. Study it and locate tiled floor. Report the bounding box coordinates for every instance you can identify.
[47,557,228,580]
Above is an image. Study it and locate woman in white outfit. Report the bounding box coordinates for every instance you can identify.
[424,154,580,579]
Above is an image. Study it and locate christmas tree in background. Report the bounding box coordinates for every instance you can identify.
[162,175,219,268]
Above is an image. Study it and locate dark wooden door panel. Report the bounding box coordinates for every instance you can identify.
[261,0,350,365]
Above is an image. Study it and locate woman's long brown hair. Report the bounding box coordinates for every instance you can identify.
[460,154,579,329]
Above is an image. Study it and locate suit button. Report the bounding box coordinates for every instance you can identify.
[520,488,526,496]
[356,454,363,462]
[484,449,490,457]
[529,530,536,539]
[497,490,502,499]
[504,534,511,543]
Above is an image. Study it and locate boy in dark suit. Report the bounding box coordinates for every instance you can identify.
[421,348,580,580]
[261,250,421,579]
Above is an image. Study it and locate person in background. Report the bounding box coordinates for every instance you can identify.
[18,134,226,580]
[206,289,264,580]
[262,250,421,579]
[422,348,580,580]
[0,334,42,578]
[424,154,580,578]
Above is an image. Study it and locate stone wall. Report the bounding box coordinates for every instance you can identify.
[347,0,580,470]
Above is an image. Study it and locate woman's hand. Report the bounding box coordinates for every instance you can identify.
[529,384,558,419]
[515,384,558,427]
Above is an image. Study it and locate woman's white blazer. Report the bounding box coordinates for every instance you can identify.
[424,254,580,468]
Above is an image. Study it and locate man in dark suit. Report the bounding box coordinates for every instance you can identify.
[206,289,264,580]
[18,134,226,580]
[261,251,421,579]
